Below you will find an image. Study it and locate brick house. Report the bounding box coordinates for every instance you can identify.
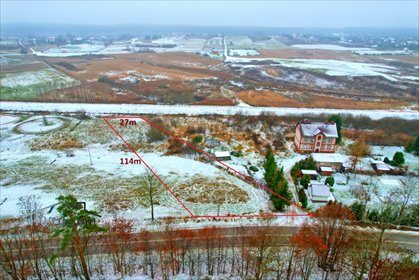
[294,120,338,153]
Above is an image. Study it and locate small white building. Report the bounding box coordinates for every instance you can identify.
[214,151,231,161]
[319,166,333,176]
[309,183,333,203]
[301,169,318,180]
[312,153,345,172]
[371,160,393,175]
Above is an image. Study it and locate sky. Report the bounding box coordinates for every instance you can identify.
[1,0,418,28]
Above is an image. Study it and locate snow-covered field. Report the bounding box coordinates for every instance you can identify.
[1,101,417,120]
[15,116,67,134]
[277,59,398,81]
[1,68,78,87]
[0,114,273,224]
[0,114,18,125]
[353,50,410,55]
[291,44,373,51]
[226,56,402,81]
[32,37,207,57]
[333,173,418,208]
[33,44,106,57]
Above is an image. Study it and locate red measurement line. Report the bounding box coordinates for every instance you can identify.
[137,116,312,216]
[103,115,313,219]
[102,117,195,217]
[194,213,311,219]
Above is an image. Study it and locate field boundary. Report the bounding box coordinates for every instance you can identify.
[103,115,313,219]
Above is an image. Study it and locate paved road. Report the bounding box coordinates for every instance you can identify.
[1,101,418,120]
[2,226,417,260]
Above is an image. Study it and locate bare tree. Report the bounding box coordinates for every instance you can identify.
[251,221,276,280]
[388,176,418,219]
[291,202,355,279]
[103,218,135,277]
[359,178,379,220]
[137,170,162,221]
[17,195,43,225]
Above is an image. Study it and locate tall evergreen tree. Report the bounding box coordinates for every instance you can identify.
[53,195,107,280]
[264,150,292,212]
[298,188,308,209]
[328,114,343,144]
[264,149,277,186]
[271,180,292,211]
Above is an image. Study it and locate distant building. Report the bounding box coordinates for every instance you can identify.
[312,153,344,172]
[47,36,55,44]
[214,151,231,161]
[294,120,338,153]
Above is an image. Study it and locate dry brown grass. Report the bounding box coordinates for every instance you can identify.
[40,81,159,104]
[174,175,249,204]
[30,133,84,150]
[45,53,218,81]
[0,63,47,73]
[370,54,419,65]
[342,129,414,146]
[114,52,220,68]
[193,98,235,106]
[237,90,410,110]
[254,49,366,61]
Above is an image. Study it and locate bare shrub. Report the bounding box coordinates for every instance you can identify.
[146,127,166,143]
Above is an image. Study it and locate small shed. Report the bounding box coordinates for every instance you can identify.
[214,151,231,161]
[371,160,392,175]
[312,153,344,172]
[309,183,331,203]
[319,166,333,176]
[301,169,318,180]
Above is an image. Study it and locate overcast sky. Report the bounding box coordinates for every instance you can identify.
[1,1,418,28]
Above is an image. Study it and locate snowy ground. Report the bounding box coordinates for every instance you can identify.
[370,145,419,172]
[1,68,78,87]
[15,116,67,134]
[32,44,106,57]
[0,114,19,125]
[226,56,403,81]
[32,37,207,57]
[1,101,418,120]
[0,114,277,225]
[291,44,373,51]
[332,173,418,209]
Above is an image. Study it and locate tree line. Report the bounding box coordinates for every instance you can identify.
[1,198,417,280]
